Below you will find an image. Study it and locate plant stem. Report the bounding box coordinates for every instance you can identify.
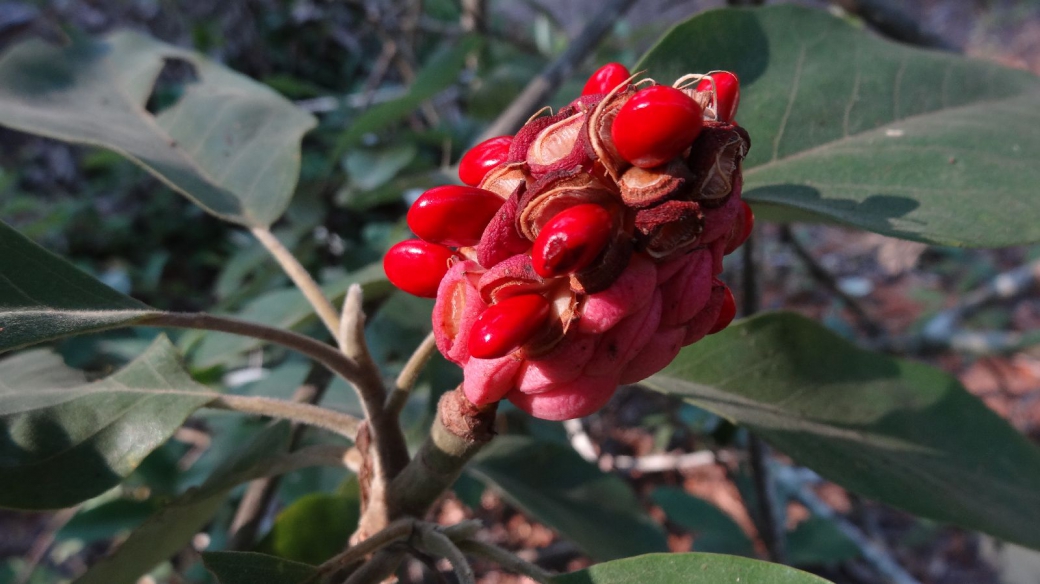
[417,526,476,584]
[385,332,438,417]
[456,540,553,583]
[210,395,361,440]
[251,226,342,341]
[315,518,415,579]
[387,388,497,519]
[142,312,366,389]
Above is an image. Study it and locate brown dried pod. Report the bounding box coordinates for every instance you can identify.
[478,161,527,199]
[516,167,618,241]
[618,158,692,208]
[476,253,553,305]
[508,106,576,162]
[569,230,634,295]
[582,85,636,182]
[634,199,705,259]
[686,121,751,207]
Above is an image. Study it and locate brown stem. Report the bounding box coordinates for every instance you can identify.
[385,332,438,417]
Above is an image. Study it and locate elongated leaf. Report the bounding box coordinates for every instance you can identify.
[467,436,667,561]
[0,336,215,509]
[553,553,832,583]
[0,32,316,227]
[0,220,157,354]
[203,552,317,584]
[75,423,293,584]
[185,262,391,369]
[651,487,753,555]
[643,312,1040,549]
[637,6,1040,247]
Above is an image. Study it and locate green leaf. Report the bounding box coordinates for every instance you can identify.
[257,481,360,565]
[338,35,482,146]
[185,263,391,369]
[650,487,753,555]
[203,552,317,584]
[637,6,1040,247]
[74,422,293,584]
[643,312,1040,550]
[467,436,667,561]
[0,219,157,354]
[0,31,316,227]
[552,552,832,583]
[786,517,860,566]
[0,336,216,509]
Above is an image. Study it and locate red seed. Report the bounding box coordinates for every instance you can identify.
[611,85,703,169]
[383,240,456,298]
[459,135,513,187]
[408,185,505,247]
[531,204,613,278]
[708,283,736,334]
[582,62,631,96]
[696,71,740,123]
[468,294,552,359]
[724,200,754,255]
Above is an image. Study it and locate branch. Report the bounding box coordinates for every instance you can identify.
[251,227,342,340]
[774,466,922,584]
[209,395,361,440]
[338,284,387,417]
[385,332,438,417]
[316,518,415,580]
[456,539,553,583]
[387,387,498,519]
[142,312,365,389]
[416,525,476,584]
[473,0,638,143]
[780,226,886,339]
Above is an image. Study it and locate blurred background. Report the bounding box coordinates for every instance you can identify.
[1,0,1039,583]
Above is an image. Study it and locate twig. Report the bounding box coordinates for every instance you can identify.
[315,518,415,580]
[780,226,886,339]
[748,435,786,563]
[386,332,438,417]
[229,367,333,550]
[142,312,364,390]
[251,227,342,341]
[607,450,721,473]
[829,0,957,51]
[474,0,638,143]
[416,525,476,584]
[563,418,599,462]
[209,395,360,440]
[774,466,922,584]
[456,539,553,583]
[15,506,78,584]
[339,284,387,419]
[342,548,407,584]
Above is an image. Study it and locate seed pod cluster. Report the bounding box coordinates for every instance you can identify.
[384,63,752,420]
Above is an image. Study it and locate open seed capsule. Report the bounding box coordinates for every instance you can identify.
[610,85,703,169]
[459,135,513,187]
[531,204,613,278]
[581,62,631,96]
[696,71,740,123]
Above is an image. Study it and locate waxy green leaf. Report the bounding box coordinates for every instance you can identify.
[638,6,1040,247]
[0,31,316,227]
[553,552,832,583]
[644,312,1040,550]
[0,336,215,509]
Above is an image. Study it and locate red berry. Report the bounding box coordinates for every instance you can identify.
[469,294,553,359]
[611,85,703,169]
[708,284,736,334]
[531,204,613,278]
[724,200,754,255]
[408,185,504,247]
[696,71,740,123]
[582,62,630,96]
[384,240,456,298]
[459,136,513,187]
